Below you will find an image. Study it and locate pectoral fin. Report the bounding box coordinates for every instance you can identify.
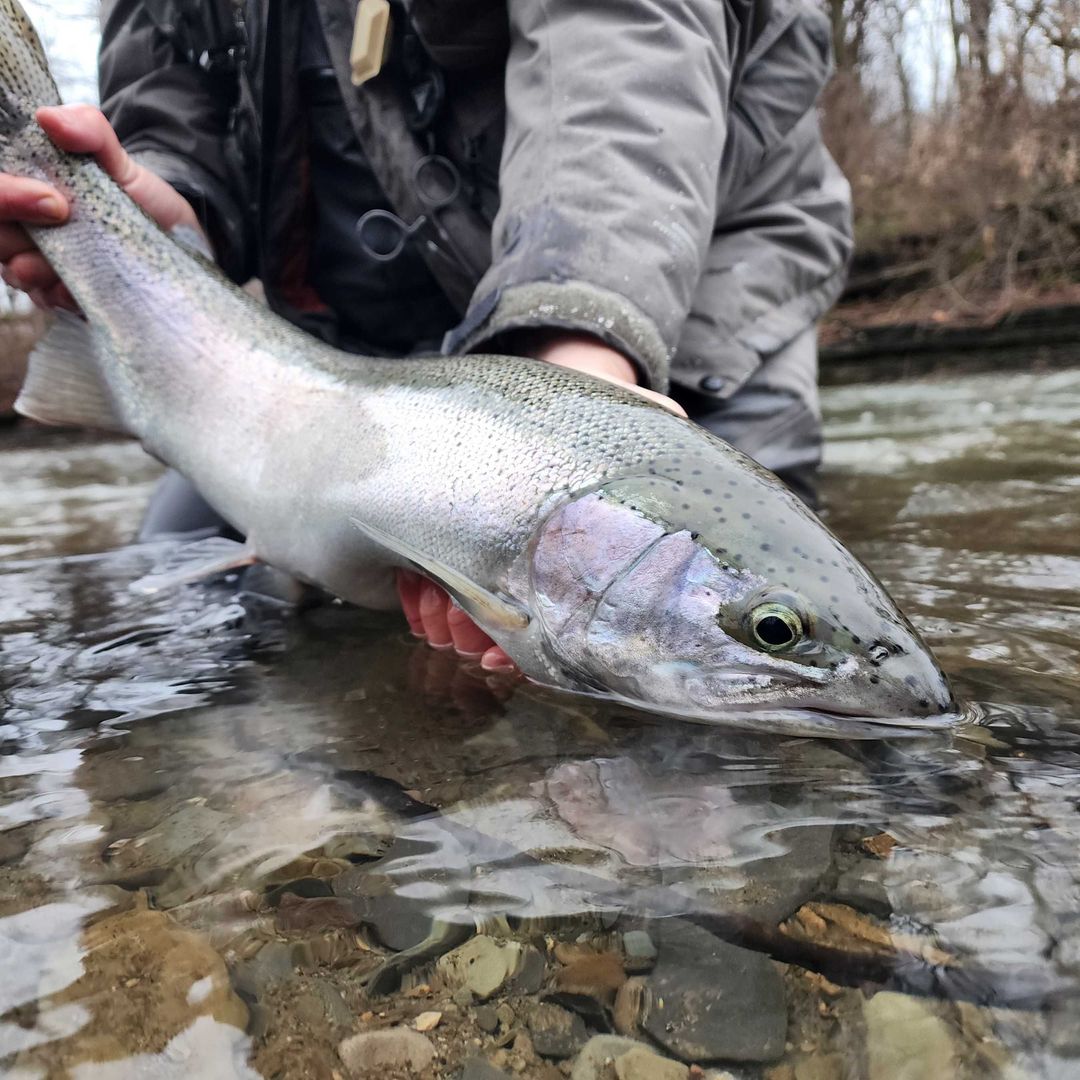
[15,311,129,434]
[350,516,530,632]
[131,537,257,595]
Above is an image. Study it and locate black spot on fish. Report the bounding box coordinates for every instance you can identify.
[742,512,751,520]
[904,675,918,688]
[869,675,880,685]
[761,543,771,551]
[703,488,712,495]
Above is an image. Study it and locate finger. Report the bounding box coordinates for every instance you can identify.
[446,602,496,658]
[420,647,460,700]
[480,645,518,673]
[590,371,688,418]
[395,568,426,636]
[36,105,139,187]
[0,222,33,260]
[4,250,59,292]
[36,106,202,234]
[0,173,67,224]
[39,279,77,311]
[631,385,688,418]
[418,579,453,649]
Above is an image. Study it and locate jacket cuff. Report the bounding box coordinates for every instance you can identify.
[443,280,672,393]
[127,148,249,284]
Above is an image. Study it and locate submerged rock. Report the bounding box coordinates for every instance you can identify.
[570,1035,650,1080]
[525,1001,588,1059]
[437,935,524,1001]
[13,901,248,1075]
[337,1027,436,1076]
[641,920,786,1063]
[332,864,434,952]
[554,950,627,1004]
[613,1045,690,1080]
[461,1059,514,1080]
[622,930,658,973]
[862,991,956,1080]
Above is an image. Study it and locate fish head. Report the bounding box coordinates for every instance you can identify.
[528,458,956,737]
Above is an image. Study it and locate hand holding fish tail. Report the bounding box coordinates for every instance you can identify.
[0,104,201,309]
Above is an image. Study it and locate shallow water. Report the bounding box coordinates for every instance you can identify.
[3,366,1080,1078]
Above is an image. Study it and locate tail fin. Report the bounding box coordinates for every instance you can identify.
[0,0,62,148]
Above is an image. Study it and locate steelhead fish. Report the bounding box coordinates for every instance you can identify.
[1,0,957,737]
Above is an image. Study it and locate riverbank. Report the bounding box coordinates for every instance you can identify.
[821,287,1080,384]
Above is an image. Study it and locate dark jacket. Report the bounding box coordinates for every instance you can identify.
[98,0,852,395]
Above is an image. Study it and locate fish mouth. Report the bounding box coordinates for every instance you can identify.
[679,703,963,740]
[568,684,966,740]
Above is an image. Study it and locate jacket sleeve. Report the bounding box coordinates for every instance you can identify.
[444,0,736,391]
[97,0,251,282]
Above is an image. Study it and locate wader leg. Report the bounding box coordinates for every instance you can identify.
[676,327,823,509]
[137,470,241,543]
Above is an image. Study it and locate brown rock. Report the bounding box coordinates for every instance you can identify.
[859,833,898,859]
[554,952,626,1004]
[16,903,247,1075]
[781,902,954,967]
[613,977,647,1035]
[275,893,361,932]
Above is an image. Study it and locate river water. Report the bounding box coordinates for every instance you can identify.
[2,365,1080,1078]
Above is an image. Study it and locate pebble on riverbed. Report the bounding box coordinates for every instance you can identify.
[337,1027,437,1076]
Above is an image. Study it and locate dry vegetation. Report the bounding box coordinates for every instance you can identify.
[822,0,1080,325]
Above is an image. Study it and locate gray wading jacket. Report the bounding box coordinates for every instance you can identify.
[98,0,852,397]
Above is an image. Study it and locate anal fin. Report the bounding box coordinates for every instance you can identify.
[14,310,129,434]
[131,537,257,595]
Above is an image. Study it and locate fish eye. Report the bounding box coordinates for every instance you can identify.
[749,603,803,652]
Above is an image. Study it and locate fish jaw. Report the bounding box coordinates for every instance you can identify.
[525,483,959,736]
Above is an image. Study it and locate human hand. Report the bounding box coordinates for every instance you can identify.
[395,331,686,671]
[526,331,687,417]
[0,105,202,310]
[397,568,519,672]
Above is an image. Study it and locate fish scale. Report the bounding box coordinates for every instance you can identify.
[0,0,957,736]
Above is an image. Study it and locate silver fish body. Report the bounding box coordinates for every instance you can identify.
[0,0,957,736]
